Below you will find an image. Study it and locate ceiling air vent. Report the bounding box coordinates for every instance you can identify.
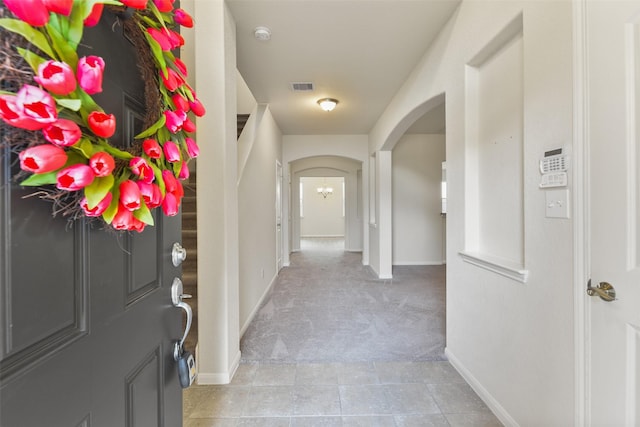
[290,82,315,92]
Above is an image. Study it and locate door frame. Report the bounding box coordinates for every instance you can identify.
[572,0,592,424]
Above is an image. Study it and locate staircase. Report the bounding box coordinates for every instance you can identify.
[180,115,248,352]
[181,176,198,352]
[237,114,250,139]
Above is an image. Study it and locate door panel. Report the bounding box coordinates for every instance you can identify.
[0,8,183,427]
[587,1,640,425]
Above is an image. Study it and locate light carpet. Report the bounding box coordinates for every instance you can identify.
[240,240,446,363]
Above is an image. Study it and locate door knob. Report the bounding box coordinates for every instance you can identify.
[172,242,187,267]
[587,279,617,302]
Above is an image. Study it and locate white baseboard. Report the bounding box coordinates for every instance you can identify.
[240,272,278,337]
[445,348,519,427]
[196,350,241,385]
[392,261,445,266]
[300,235,345,238]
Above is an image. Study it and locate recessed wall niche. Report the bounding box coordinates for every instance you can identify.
[461,15,528,283]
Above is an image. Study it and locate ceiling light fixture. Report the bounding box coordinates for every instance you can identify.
[254,26,272,41]
[317,98,339,112]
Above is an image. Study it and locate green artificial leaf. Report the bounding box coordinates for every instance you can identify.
[133,201,155,226]
[65,150,87,166]
[147,1,168,31]
[46,24,78,67]
[99,142,134,160]
[135,115,166,139]
[67,0,89,49]
[57,98,82,111]
[73,138,94,158]
[84,174,114,209]
[48,13,69,41]
[144,33,167,73]
[101,187,120,224]
[16,47,47,74]
[20,171,58,186]
[150,162,165,195]
[172,160,182,176]
[0,18,56,59]
[76,91,100,117]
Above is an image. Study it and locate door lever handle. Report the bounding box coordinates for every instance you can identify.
[171,277,193,360]
[587,279,617,302]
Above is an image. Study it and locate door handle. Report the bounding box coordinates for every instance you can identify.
[172,242,187,267]
[171,277,196,388]
[171,277,193,358]
[587,279,617,302]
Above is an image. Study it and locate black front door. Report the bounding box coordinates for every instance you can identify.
[0,8,183,427]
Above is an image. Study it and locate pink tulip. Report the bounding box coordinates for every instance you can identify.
[83,3,103,27]
[56,164,95,191]
[153,0,174,13]
[43,0,72,16]
[35,60,76,95]
[42,119,82,147]
[80,192,113,217]
[182,118,196,133]
[89,152,115,177]
[164,109,186,133]
[119,180,141,211]
[87,111,116,138]
[189,98,206,117]
[137,182,163,208]
[147,27,172,51]
[0,86,58,131]
[77,56,105,94]
[184,137,199,158]
[0,94,46,130]
[174,58,188,77]
[19,144,67,173]
[163,28,184,49]
[160,68,182,92]
[142,138,162,159]
[14,85,57,129]
[130,217,146,233]
[178,161,189,180]
[42,120,81,146]
[174,8,193,28]
[162,169,184,199]
[121,0,147,8]
[171,93,190,112]
[3,0,49,26]
[129,157,154,183]
[163,140,181,162]
[161,192,179,216]
[112,203,135,230]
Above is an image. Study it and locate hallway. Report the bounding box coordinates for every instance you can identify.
[183,240,502,426]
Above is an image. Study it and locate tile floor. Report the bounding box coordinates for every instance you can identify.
[183,361,503,426]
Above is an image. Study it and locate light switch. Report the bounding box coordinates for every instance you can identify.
[545,189,570,219]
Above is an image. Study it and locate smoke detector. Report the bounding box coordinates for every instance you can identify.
[254,26,272,41]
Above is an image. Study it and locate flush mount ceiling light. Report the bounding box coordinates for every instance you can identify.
[317,98,339,112]
[254,26,272,41]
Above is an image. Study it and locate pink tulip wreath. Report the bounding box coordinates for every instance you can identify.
[0,0,203,232]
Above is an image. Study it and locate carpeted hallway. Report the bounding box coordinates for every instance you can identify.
[240,239,446,363]
[183,239,502,426]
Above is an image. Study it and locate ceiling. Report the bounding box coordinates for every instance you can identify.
[226,0,460,135]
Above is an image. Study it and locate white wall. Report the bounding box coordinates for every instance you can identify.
[392,134,445,265]
[300,177,345,237]
[290,157,362,252]
[193,1,240,384]
[283,135,369,265]
[369,2,575,425]
[238,107,282,335]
